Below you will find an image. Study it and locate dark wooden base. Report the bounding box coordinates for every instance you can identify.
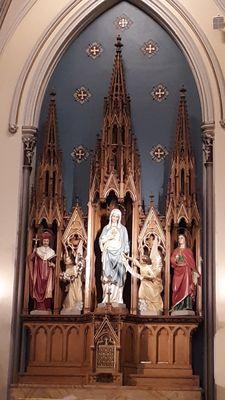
[17,313,202,392]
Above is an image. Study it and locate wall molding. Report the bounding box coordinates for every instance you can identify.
[213,0,225,14]
[0,0,38,54]
[0,0,11,29]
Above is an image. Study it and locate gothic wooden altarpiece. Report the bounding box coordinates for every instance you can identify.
[12,36,203,399]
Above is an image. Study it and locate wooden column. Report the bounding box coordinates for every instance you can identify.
[53,227,63,314]
[131,201,139,314]
[202,123,215,400]
[164,227,171,316]
[84,201,94,312]
[9,126,37,382]
[196,227,202,316]
[23,224,33,314]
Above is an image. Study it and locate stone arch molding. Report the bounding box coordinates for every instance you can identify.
[8,0,225,134]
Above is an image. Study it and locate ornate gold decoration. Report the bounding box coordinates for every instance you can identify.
[71,145,89,164]
[150,144,168,162]
[86,42,103,59]
[151,84,169,102]
[73,86,91,104]
[141,40,159,57]
[114,14,133,30]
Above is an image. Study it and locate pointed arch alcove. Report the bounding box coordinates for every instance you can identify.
[9,1,219,399]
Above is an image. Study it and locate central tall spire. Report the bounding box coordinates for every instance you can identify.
[106,35,127,112]
[89,36,140,202]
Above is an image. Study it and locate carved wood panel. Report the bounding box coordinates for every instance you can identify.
[24,322,92,369]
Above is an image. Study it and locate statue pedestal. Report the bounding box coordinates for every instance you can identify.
[171,310,195,316]
[139,310,161,316]
[60,308,81,315]
[95,302,128,315]
[30,310,51,315]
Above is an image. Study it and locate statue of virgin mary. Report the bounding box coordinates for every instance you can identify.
[99,208,129,304]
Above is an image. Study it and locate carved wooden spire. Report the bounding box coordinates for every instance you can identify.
[107,35,127,112]
[166,88,199,225]
[42,91,59,165]
[174,87,192,160]
[31,91,64,226]
[90,36,141,203]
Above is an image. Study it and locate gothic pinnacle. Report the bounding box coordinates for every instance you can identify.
[180,86,186,97]
[115,35,123,53]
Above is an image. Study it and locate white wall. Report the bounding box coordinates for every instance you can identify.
[0,1,225,399]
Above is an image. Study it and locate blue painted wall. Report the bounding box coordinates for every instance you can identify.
[38,1,202,214]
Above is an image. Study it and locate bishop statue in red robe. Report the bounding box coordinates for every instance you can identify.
[29,231,55,312]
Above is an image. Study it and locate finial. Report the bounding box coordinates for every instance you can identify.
[115,35,123,53]
[149,193,154,206]
[50,88,56,100]
[180,86,186,97]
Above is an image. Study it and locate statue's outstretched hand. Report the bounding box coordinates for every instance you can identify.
[123,253,131,260]
[49,261,55,268]
[192,270,200,285]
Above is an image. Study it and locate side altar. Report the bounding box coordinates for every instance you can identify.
[11,37,203,400]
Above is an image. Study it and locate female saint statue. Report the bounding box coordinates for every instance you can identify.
[171,233,199,313]
[99,208,129,304]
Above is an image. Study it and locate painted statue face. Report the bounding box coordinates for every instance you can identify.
[42,238,50,247]
[149,234,155,246]
[142,255,151,264]
[111,213,119,223]
[178,234,186,246]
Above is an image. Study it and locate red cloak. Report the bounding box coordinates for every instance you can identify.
[29,250,54,310]
[171,247,195,308]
